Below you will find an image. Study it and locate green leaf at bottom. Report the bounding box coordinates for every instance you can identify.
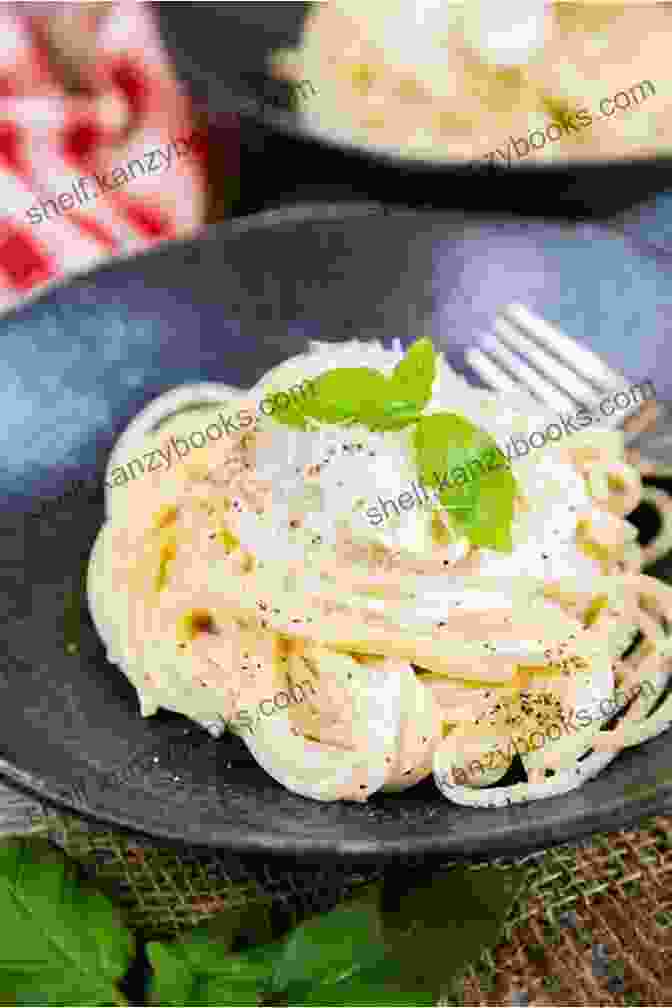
[0,969,126,1007]
[271,887,387,998]
[297,958,435,1005]
[147,863,527,1007]
[381,864,528,998]
[147,899,276,1006]
[0,838,132,1006]
[148,939,273,1006]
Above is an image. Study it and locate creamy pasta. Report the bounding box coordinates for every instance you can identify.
[272,2,672,165]
[87,338,672,806]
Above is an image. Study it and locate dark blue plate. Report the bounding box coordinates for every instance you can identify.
[3,204,672,858]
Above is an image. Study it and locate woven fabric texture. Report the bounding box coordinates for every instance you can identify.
[9,797,670,1006]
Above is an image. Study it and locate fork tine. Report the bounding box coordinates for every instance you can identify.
[493,315,603,410]
[485,333,577,413]
[465,346,527,400]
[503,303,630,396]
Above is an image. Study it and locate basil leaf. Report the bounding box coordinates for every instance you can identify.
[271,886,434,1006]
[0,969,123,1006]
[414,413,517,552]
[147,864,526,1007]
[381,864,528,1000]
[373,400,424,432]
[414,413,481,523]
[271,887,387,999]
[147,940,275,1006]
[0,838,132,1006]
[147,899,276,1006]
[466,464,517,552]
[284,866,526,1005]
[297,959,435,1005]
[384,400,420,416]
[266,390,312,430]
[259,379,321,431]
[389,338,436,411]
[304,368,391,426]
[271,340,437,432]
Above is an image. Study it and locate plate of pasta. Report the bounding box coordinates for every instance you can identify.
[88,329,672,807]
[4,204,672,856]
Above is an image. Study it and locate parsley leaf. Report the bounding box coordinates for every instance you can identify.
[414,412,517,552]
[0,838,132,1006]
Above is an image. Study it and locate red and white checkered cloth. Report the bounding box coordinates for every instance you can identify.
[0,1,239,315]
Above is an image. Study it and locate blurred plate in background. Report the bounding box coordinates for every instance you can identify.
[155,2,672,217]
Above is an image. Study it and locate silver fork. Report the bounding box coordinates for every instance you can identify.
[465,303,659,446]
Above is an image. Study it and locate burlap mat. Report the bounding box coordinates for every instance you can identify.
[9,797,669,1006]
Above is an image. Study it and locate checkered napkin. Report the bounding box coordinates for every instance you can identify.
[0,1,239,315]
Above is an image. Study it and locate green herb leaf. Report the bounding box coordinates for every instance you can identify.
[414,413,517,552]
[270,886,434,1006]
[265,385,312,430]
[297,958,435,1005]
[389,337,436,411]
[0,969,127,1006]
[304,368,391,426]
[270,887,387,999]
[271,340,437,432]
[373,400,424,432]
[0,838,132,1006]
[148,939,275,1006]
[381,864,528,999]
[467,463,518,552]
[414,413,484,530]
[147,900,277,1006]
[146,863,528,1007]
